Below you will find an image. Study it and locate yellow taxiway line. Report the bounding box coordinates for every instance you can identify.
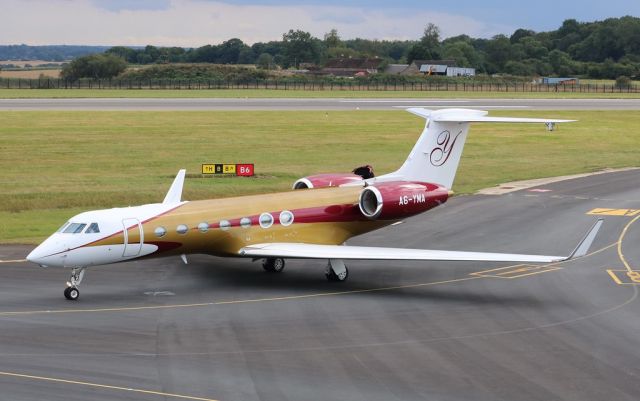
[617,214,640,272]
[0,370,218,401]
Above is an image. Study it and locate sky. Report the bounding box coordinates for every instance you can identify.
[1,0,638,46]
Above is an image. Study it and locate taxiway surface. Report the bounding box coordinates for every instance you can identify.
[1,97,640,111]
[1,169,639,401]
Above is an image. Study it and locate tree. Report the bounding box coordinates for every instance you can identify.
[326,46,359,59]
[548,49,575,76]
[484,34,512,73]
[504,60,535,76]
[187,45,218,63]
[217,38,249,64]
[520,37,548,59]
[510,28,535,44]
[106,46,137,63]
[407,23,442,62]
[282,29,321,68]
[256,53,274,69]
[60,53,127,80]
[324,29,341,48]
[238,48,255,64]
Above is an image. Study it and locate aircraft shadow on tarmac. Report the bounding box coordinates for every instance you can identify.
[84,255,559,308]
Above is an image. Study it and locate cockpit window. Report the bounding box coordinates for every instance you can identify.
[86,223,100,234]
[63,223,87,234]
[56,222,70,233]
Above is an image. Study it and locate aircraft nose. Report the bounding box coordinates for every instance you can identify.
[26,237,66,268]
[26,245,49,266]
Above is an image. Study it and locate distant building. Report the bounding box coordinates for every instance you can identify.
[401,60,475,76]
[318,58,385,77]
[420,64,448,75]
[402,59,456,75]
[384,64,410,74]
[539,77,579,85]
[446,67,476,77]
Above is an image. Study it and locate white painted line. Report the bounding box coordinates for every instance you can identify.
[340,100,469,103]
[391,105,530,109]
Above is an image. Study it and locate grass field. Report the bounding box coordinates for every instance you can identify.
[1,110,639,243]
[0,69,61,79]
[1,88,640,99]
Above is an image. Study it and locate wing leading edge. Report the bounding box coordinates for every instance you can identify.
[240,219,603,264]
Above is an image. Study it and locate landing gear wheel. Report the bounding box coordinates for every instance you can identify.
[325,259,348,282]
[64,286,79,301]
[262,257,285,273]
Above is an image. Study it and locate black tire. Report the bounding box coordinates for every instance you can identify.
[64,286,79,301]
[262,258,285,273]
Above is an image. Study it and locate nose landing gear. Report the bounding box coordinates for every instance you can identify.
[64,267,85,300]
[325,259,348,282]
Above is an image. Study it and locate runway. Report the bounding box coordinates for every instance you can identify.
[1,97,640,111]
[1,169,639,401]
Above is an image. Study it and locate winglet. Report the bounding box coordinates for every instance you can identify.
[566,219,604,260]
[163,169,186,204]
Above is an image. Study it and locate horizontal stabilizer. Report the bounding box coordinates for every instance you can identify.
[163,169,186,204]
[405,108,576,123]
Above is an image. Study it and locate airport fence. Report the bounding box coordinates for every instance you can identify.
[1,77,640,93]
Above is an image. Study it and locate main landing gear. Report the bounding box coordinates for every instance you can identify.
[263,257,285,273]
[64,267,85,301]
[325,259,348,282]
[260,258,349,282]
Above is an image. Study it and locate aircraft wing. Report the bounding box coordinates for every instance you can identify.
[239,219,602,264]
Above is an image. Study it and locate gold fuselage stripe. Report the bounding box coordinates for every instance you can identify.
[87,185,445,258]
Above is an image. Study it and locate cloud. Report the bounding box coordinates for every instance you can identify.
[91,0,171,12]
[0,0,511,46]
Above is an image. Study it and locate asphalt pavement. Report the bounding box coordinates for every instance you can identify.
[1,97,640,110]
[1,169,639,401]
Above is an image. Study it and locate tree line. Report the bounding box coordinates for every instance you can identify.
[0,45,109,61]
[58,16,640,80]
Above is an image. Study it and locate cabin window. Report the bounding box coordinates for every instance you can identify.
[154,226,167,237]
[63,223,87,234]
[240,217,251,228]
[198,222,209,233]
[279,210,294,226]
[219,220,231,231]
[86,223,100,234]
[176,224,189,235]
[56,222,70,233]
[259,213,274,228]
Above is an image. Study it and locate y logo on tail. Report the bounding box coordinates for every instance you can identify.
[430,130,463,167]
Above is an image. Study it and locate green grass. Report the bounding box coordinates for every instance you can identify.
[1,88,640,99]
[1,110,639,243]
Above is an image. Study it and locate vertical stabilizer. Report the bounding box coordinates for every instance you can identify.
[374,108,576,189]
[394,109,477,189]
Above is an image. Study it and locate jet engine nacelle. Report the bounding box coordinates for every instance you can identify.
[293,173,363,189]
[358,181,449,220]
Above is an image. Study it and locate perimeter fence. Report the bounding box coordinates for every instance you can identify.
[1,77,639,93]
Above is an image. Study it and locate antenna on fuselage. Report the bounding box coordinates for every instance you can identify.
[163,169,186,204]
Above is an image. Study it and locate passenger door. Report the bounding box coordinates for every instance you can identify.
[122,218,143,257]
